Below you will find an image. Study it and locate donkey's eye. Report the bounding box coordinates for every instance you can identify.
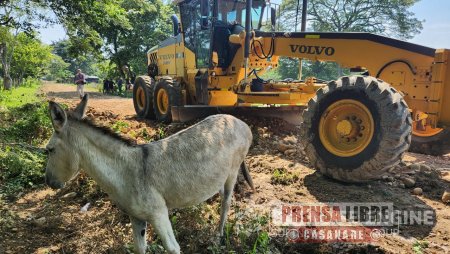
[47,148,55,154]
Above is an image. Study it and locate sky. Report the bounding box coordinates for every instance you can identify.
[38,0,450,49]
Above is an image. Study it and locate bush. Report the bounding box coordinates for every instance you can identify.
[0,145,47,198]
[0,101,53,199]
[0,102,52,145]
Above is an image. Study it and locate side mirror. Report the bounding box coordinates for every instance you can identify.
[200,0,209,29]
[270,7,276,30]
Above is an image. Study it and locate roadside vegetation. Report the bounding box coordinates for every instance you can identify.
[0,81,51,199]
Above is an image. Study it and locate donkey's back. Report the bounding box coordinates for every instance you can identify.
[136,114,252,209]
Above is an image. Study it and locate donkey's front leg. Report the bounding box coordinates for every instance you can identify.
[130,216,147,254]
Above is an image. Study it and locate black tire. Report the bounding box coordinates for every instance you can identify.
[410,129,450,155]
[148,63,158,79]
[300,76,412,182]
[153,77,181,123]
[133,76,156,119]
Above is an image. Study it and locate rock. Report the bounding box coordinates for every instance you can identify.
[61,192,77,199]
[420,164,432,171]
[278,143,295,152]
[401,177,416,188]
[283,136,298,144]
[262,133,270,138]
[33,217,46,227]
[382,175,389,181]
[399,183,405,189]
[284,149,296,156]
[387,176,395,182]
[80,202,91,213]
[410,164,421,171]
[442,190,450,203]
[413,188,423,195]
[394,174,401,179]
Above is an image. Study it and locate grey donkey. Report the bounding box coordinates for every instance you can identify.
[45,94,254,254]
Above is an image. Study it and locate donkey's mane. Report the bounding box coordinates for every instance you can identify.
[68,113,137,146]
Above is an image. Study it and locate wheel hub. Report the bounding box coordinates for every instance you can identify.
[319,99,375,157]
[136,86,145,110]
[157,89,169,114]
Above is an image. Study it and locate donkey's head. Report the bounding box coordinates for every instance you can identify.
[45,95,89,189]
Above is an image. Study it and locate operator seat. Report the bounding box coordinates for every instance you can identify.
[212,21,244,69]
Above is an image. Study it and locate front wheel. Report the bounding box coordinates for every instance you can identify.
[133,76,156,119]
[153,77,181,123]
[301,76,412,182]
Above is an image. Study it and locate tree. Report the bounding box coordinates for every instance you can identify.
[10,33,53,84]
[79,0,174,76]
[51,39,102,76]
[280,0,423,39]
[44,54,71,82]
[0,0,51,90]
[277,0,423,80]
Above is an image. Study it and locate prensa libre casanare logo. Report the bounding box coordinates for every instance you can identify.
[289,44,335,56]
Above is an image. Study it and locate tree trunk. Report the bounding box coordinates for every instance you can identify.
[0,42,12,90]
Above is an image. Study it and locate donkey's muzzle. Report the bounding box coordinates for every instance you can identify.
[45,173,65,189]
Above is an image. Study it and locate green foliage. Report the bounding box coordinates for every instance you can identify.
[0,79,42,108]
[271,168,299,185]
[270,58,346,81]
[412,240,429,254]
[44,54,72,82]
[11,32,54,80]
[277,57,300,79]
[277,0,423,80]
[51,39,103,78]
[0,145,47,198]
[208,206,272,254]
[111,120,129,133]
[280,0,423,39]
[0,99,52,198]
[0,81,52,198]
[0,102,52,146]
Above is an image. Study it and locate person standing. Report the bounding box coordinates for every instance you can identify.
[103,78,109,94]
[108,79,115,94]
[117,77,123,94]
[74,69,86,99]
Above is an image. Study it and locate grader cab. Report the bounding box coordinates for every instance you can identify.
[132,0,450,182]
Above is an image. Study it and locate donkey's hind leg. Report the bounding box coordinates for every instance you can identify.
[130,216,147,254]
[149,207,181,254]
[218,174,237,237]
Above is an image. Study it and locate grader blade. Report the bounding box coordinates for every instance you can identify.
[171,105,305,125]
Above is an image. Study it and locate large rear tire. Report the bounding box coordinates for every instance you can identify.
[410,129,450,155]
[300,76,412,182]
[133,76,156,119]
[153,77,182,123]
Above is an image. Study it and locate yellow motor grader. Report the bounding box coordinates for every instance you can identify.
[132,0,450,182]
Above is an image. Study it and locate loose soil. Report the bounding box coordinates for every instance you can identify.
[1,82,449,254]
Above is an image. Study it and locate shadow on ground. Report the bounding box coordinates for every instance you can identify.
[304,172,436,240]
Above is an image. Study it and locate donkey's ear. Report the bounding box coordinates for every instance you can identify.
[49,101,67,132]
[73,94,89,119]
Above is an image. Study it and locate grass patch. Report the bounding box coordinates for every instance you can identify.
[413,240,429,254]
[0,79,43,109]
[271,168,299,185]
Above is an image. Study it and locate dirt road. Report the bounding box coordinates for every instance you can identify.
[2,82,449,253]
[41,82,135,116]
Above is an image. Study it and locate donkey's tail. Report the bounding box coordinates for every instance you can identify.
[240,162,254,190]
